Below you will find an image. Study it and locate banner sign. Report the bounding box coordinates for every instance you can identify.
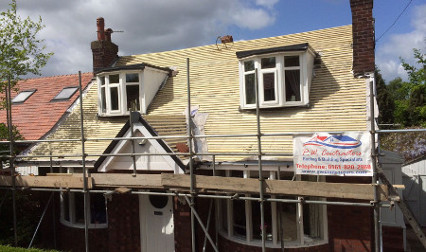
[293,132,372,176]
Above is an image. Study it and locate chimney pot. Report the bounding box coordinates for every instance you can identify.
[97,17,105,41]
[105,28,113,42]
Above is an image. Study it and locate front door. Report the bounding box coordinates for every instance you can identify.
[139,195,175,252]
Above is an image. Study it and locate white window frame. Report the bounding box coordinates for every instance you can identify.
[97,71,142,116]
[218,170,328,248]
[59,167,108,229]
[239,50,314,109]
[124,72,142,112]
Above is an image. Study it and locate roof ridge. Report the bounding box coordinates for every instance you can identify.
[121,24,352,59]
[20,72,93,81]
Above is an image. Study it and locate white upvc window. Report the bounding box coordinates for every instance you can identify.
[59,168,108,229]
[97,71,142,116]
[239,50,314,109]
[218,171,327,248]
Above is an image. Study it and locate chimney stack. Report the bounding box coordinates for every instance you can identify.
[350,0,375,77]
[91,17,118,74]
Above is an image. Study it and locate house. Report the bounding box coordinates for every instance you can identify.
[7,0,407,251]
[0,73,93,173]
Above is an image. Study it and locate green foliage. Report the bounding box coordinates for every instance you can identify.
[0,191,43,248]
[0,122,23,161]
[0,244,61,252]
[378,48,425,161]
[0,0,53,102]
[375,67,394,124]
[381,48,425,127]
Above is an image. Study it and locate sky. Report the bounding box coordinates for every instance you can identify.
[1,0,425,83]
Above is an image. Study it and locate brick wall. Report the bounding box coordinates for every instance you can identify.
[350,0,375,76]
[40,193,140,252]
[218,235,329,252]
[91,40,118,73]
[173,196,192,252]
[106,194,140,252]
[382,226,405,252]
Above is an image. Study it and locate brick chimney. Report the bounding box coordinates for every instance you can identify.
[91,17,118,73]
[350,0,375,77]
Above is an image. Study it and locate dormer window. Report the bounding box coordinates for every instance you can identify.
[96,64,170,117]
[237,43,315,109]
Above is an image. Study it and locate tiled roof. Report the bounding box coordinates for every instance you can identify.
[0,73,93,140]
[29,25,369,163]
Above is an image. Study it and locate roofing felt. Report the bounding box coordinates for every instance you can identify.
[28,25,369,163]
[95,63,172,75]
[0,73,93,140]
[236,43,311,59]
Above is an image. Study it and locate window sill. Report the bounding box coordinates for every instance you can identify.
[60,219,108,229]
[239,103,310,111]
[219,231,327,249]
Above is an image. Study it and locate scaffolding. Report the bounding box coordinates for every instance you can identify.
[1,64,425,252]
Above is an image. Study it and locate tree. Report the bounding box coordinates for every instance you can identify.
[375,67,394,124]
[400,48,426,127]
[0,0,53,97]
[384,49,426,127]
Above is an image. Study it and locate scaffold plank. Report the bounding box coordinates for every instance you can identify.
[161,174,389,201]
[91,173,163,188]
[0,175,91,189]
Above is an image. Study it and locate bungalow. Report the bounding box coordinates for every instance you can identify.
[10,0,406,251]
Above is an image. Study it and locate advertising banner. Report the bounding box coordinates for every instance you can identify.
[293,132,372,176]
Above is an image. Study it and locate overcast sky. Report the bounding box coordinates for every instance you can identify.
[1,0,425,83]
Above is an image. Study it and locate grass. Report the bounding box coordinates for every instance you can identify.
[0,245,62,252]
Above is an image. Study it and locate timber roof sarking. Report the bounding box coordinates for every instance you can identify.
[27,25,368,163]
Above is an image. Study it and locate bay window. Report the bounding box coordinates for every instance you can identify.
[237,43,315,109]
[59,168,108,229]
[219,170,327,248]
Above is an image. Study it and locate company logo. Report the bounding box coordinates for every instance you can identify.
[303,134,362,149]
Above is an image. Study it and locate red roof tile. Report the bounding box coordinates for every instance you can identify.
[0,73,93,140]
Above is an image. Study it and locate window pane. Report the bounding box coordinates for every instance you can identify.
[52,87,78,101]
[284,56,300,67]
[261,57,276,69]
[221,199,228,232]
[126,73,139,83]
[233,200,246,237]
[12,90,35,103]
[244,61,254,72]
[280,202,298,242]
[263,73,275,101]
[91,194,107,224]
[101,87,106,113]
[110,87,119,111]
[75,193,85,224]
[109,74,119,83]
[99,76,105,86]
[252,197,272,240]
[245,73,256,104]
[62,192,70,222]
[126,85,140,111]
[303,197,322,239]
[285,70,301,101]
